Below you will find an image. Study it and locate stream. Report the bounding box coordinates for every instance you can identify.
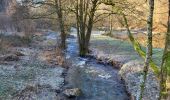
[0,29,129,99]
[64,29,130,100]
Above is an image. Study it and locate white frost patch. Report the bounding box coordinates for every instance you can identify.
[37,76,64,90]
[98,74,111,79]
[16,48,35,56]
[46,33,57,40]
[0,65,17,75]
[85,68,98,74]
[36,68,64,90]
[85,67,112,79]
[77,60,86,66]
[66,55,71,59]
[92,31,105,36]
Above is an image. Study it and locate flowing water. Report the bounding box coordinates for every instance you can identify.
[65,29,130,100]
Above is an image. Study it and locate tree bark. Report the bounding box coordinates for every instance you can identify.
[85,0,98,52]
[109,15,113,35]
[78,0,86,56]
[55,0,66,49]
[76,0,99,56]
[139,0,154,100]
[159,0,170,99]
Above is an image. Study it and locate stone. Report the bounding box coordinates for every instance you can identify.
[15,51,25,56]
[63,88,81,98]
[2,54,19,61]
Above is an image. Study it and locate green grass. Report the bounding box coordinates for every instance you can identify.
[91,35,163,66]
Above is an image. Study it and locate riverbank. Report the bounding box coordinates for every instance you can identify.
[90,34,161,100]
[65,33,130,100]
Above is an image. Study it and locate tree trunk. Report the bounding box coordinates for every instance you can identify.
[55,0,66,49]
[85,16,94,53]
[109,15,113,35]
[85,0,98,53]
[78,0,87,56]
[76,0,98,56]
[58,14,66,49]
[139,0,154,100]
[159,0,170,99]
[76,0,81,53]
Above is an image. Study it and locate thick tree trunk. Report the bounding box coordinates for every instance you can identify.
[78,0,87,56]
[79,43,87,57]
[85,17,94,52]
[76,0,98,56]
[139,0,154,100]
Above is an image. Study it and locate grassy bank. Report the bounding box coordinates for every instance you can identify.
[91,35,163,66]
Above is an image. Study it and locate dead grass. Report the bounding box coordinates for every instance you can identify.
[54,39,70,68]
[38,38,70,69]
[136,33,165,48]
[55,47,65,66]
[0,34,32,54]
[103,31,165,48]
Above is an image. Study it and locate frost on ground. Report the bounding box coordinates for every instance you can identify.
[0,32,65,100]
[0,60,65,99]
[119,60,160,100]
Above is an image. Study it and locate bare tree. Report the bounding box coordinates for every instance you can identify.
[11,1,35,37]
[75,0,100,56]
[29,0,67,49]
